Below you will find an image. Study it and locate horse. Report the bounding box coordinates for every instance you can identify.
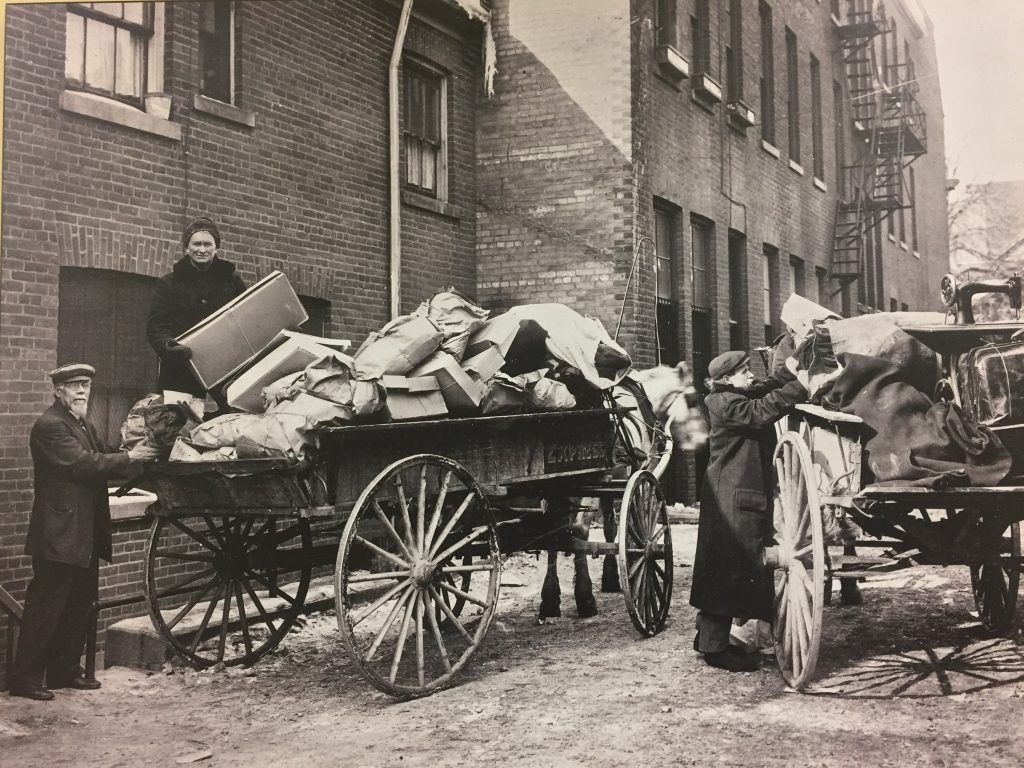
[538,362,708,620]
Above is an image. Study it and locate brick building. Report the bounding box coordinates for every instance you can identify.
[0,0,491,674]
[0,0,949,674]
[476,0,949,496]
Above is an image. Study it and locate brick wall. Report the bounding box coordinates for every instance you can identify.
[0,0,482,675]
[476,0,637,349]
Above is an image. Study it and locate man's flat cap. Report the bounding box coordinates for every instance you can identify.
[49,363,96,384]
[707,350,749,379]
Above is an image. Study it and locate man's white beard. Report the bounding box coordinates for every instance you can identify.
[70,401,88,420]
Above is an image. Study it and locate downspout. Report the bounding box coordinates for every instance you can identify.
[389,0,415,320]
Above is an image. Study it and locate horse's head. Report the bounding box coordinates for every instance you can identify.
[633,362,708,451]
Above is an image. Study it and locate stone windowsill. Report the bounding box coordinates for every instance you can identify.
[888,232,897,243]
[193,93,257,128]
[761,140,781,158]
[813,177,827,192]
[402,189,460,220]
[60,90,182,141]
[788,159,805,176]
[913,250,921,259]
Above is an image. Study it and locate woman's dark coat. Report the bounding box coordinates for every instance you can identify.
[27,402,133,567]
[689,377,806,621]
[146,257,245,395]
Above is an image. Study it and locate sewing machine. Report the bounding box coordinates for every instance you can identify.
[940,273,1021,325]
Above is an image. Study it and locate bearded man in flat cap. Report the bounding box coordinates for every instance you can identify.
[9,365,159,701]
[146,217,246,405]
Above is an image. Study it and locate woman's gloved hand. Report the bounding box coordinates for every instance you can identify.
[163,339,193,361]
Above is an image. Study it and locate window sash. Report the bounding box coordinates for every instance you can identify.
[785,28,800,162]
[810,55,824,179]
[759,2,775,144]
[199,0,234,104]
[403,66,444,196]
[66,2,152,102]
[690,221,711,309]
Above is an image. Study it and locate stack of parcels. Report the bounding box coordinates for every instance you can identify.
[128,274,633,463]
[777,294,1011,488]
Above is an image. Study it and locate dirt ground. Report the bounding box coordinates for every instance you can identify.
[3,523,1024,768]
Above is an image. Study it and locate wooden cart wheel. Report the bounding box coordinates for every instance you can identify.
[971,521,1021,635]
[770,434,826,690]
[617,469,673,636]
[144,511,312,668]
[335,454,501,697]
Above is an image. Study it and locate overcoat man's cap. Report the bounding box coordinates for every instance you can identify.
[707,350,749,379]
[49,363,96,385]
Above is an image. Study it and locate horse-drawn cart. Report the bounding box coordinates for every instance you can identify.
[768,277,1024,690]
[140,382,673,697]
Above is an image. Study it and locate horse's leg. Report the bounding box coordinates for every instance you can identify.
[571,503,598,617]
[539,548,561,619]
[600,496,620,593]
[839,542,863,605]
[839,516,863,606]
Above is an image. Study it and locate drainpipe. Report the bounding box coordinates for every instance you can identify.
[389,0,415,320]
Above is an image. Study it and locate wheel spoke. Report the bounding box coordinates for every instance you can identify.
[389,590,418,685]
[152,549,216,564]
[353,535,411,570]
[201,515,229,550]
[244,567,299,606]
[415,591,426,687]
[188,580,225,655]
[165,572,222,631]
[427,584,474,644]
[370,499,415,563]
[431,525,488,566]
[427,492,477,560]
[216,582,233,663]
[169,518,220,552]
[233,580,254,658]
[424,470,452,553]
[417,465,428,553]
[364,585,416,663]
[350,578,414,628]
[439,562,495,574]
[393,473,416,553]
[155,567,217,602]
[347,570,409,584]
[241,575,282,634]
[438,579,490,609]
[423,590,452,673]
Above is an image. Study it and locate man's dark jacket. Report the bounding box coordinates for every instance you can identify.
[27,402,133,567]
[146,256,245,395]
[689,378,806,621]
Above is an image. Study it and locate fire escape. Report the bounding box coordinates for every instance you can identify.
[830,0,928,302]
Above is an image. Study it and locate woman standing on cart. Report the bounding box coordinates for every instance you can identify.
[690,350,806,672]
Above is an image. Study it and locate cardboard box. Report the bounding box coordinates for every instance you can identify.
[225,337,339,413]
[178,271,309,389]
[463,314,520,360]
[354,315,443,378]
[460,346,505,383]
[409,351,484,414]
[274,330,352,352]
[382,375,448,421]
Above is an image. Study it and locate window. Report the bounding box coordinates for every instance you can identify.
[810,55,824,180]
[65,2,155,104]
[655,0,678,48]
[691,0,711,76]
[655,204,680,366]
[199,1,234,104]
[789,256,805,297]
[785,28,800,162]
[58,268,160,451]
[890,19,899,83]
[690,216,714,386]
[879,5,889,84]
[833,80,845,197]
[728,232,747,350]
[298,296,330,336]
[763,244,779,343]
[759,2,775,144]
[403,62,447,199]
[910,167,919,251]
[898,176,907,243]
[901,302,910,312]
[890,298,898,312]
[726,0,743,102]
[816,267,829,309]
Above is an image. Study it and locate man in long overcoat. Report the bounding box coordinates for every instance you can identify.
[689,350,806,672]
[9,364,158,700]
